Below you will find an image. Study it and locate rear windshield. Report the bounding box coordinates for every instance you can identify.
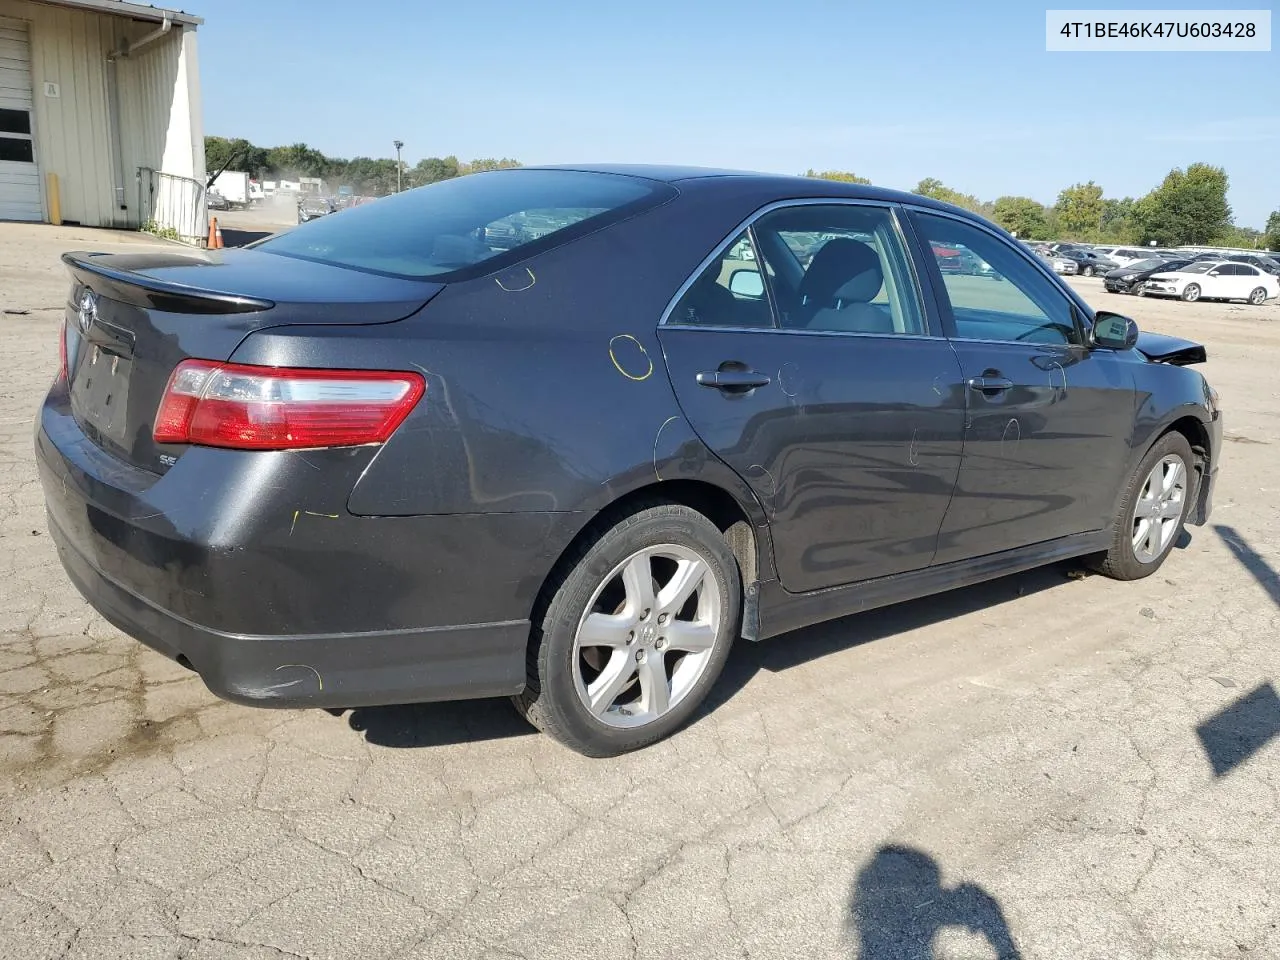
[253,169,672,280]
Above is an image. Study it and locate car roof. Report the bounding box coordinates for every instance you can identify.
[515,163,966,214]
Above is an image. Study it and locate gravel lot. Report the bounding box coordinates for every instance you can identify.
[1,223,1278,960]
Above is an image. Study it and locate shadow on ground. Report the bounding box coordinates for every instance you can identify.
[341,560,1087,749]
[1194,525,1280,777]
[850,844,1023,959]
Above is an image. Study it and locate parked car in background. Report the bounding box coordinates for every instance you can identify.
[1040,249,1079,275]
[932,244,1000,278]
[297,197,337,223]
[484,217,527,250]
[37,165,1223,757]
[1094,247,1157,267]
[1060,249,1119,277]
[1226,254,1280,276]
[206,190,229,211]
[1104,258,1194,295]
[1144,261,1279,304]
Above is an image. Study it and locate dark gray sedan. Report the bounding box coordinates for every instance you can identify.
[37,166,1222,756]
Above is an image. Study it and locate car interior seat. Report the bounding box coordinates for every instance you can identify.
[795,238,894,333]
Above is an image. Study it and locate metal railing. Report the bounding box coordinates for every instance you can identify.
[136,167,208,245]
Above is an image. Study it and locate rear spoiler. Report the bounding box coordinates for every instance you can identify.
[1134,331,1206,366]
[62,252,275,314]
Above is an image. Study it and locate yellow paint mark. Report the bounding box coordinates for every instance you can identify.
[495,267,536,292]
[290,509,340,536]
[275,663,323,691]
[47,173,62,226]
[608,334,654,382]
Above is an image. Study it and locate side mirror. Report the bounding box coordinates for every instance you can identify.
[1207,270,1220,276]
[1090,311,1139,350]
[728,269,764,298]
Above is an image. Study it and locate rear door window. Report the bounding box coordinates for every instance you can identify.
[254,170,673,280]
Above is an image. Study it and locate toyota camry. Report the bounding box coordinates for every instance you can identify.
[37,166,1222,756]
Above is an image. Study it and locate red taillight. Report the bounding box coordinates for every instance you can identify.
[153,360,425,450]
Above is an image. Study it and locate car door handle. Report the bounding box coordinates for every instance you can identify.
[696,370,771,390]
[967,376,1014,392]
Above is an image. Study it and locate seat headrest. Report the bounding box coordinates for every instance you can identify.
[800,238,884,305]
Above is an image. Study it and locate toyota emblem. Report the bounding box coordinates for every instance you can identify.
[76,289,97,334]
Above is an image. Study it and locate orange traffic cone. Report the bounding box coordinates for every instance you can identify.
[207,216,223,249]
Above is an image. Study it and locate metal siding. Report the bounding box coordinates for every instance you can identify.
[0,13,40,219]
[0,0,199,228]
[118,23,179,223]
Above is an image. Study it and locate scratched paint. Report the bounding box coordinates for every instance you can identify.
[273,663,323,692]
[494,267,536,292]
[608,334,654,382]
[745,464,777,507]
[289,510,341,536]
[1001,418,1021,453]
[652,416,681,481]
[778,362,800,398]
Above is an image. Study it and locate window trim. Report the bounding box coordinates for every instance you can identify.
[901,204,1093,347]
[660,198,943,339]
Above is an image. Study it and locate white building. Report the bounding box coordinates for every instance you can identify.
[0,0,206,242]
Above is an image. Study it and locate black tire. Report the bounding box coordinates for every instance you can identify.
[1249,287,1268,305]
[1089,431,1194,581]
[513,503,742,757]
[1181,283,1200,302]
[1082,266,1094,277]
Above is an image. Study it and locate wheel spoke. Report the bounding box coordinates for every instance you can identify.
[663,619,716,653]
[587,651,636,715]
[656,557,707,616]
[1159,498,1183,520]
[1133,517,1152,555]
[1161,460,1184,496]
[1150,518,1169,555]
[636,654,670,716]
[621,553,656,616]
[578,612,635,649]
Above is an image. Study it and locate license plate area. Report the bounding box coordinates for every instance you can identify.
[72,343,133,446]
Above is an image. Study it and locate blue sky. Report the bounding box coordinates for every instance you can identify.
[186,0,1278,226]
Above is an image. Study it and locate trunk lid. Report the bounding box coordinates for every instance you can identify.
[61,248,443,474]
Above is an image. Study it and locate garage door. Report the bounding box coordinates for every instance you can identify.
[0,17,41,222]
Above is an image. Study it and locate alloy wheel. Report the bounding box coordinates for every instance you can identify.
[1250,287,1268,305]
[1131,455,1186,564]
[572,544,721,728]
[1183,284,1200,302]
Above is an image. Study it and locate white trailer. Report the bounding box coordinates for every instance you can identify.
[210,171,252,209]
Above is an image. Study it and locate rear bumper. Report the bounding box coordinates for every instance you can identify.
[34,384,586,708]
[50,513,528,707]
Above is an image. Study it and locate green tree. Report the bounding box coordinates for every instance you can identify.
[1098,197,1140,243]
[1054,181,1105,239]
[1262,210,1280,252]
[1212,225,1262,248]
[911,178,987,215]
[204,136,270,181]
[1133,163,1232,246]
[265,142,329,178]
[991,196,1049,239]
[803,169,872,184]
[412,156,461,184]
[461,158,522,174]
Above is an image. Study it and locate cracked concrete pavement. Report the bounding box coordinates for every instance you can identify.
[1,223,1278,959]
